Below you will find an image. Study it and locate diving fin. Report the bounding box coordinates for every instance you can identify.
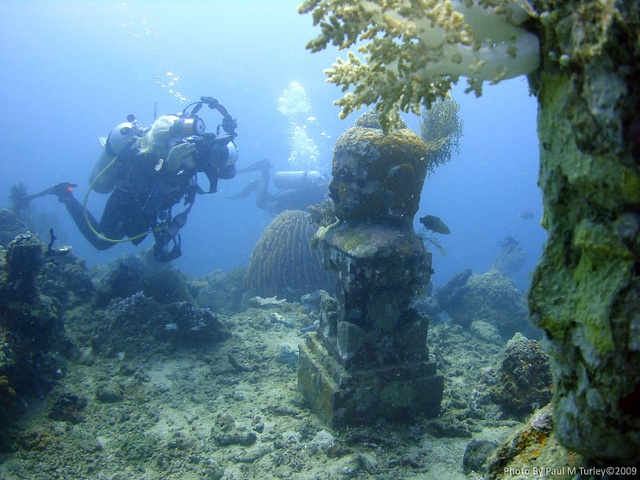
[26,182,78,201]
[235,159,272,175]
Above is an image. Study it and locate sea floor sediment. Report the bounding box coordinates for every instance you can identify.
[0,295,518,480]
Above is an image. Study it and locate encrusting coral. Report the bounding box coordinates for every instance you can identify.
[490,337,552,417]
[299,0,540,130]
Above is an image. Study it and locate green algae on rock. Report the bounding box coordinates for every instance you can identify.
[528,0,640,463]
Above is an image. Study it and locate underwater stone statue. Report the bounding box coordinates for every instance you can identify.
[298,112,443,426]
[328,110,428,225]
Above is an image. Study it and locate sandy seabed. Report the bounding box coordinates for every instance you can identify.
[0,299,515,480]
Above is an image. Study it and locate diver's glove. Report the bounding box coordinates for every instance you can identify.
[165,142,196,173]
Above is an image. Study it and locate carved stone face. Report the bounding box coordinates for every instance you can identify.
[329,120,428,225]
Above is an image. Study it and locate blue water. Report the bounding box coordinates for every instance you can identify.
[0,0,544,291]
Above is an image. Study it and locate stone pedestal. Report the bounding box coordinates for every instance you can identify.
[298,222,443,426]
[297,112,443,426]
[299,331,442,426]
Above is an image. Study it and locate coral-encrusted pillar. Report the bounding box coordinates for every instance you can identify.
[298,112,443,426]
[530,0,640,463]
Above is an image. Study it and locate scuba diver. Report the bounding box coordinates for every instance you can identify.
[28,96,238,261]
[229,158,328,215]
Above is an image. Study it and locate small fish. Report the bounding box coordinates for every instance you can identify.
[419,214,451,234]
[519,211,535,220]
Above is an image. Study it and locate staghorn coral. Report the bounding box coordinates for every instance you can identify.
[244,210,334,300]
[299,0,540,130]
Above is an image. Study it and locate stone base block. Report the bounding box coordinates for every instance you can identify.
[298,333,443,427]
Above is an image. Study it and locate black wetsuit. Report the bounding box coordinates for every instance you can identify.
[60,144,193,255]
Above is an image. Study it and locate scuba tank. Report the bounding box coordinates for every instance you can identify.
[90,115,146,194]
[273,170,326,190]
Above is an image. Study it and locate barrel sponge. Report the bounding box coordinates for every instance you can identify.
[299,0,540,130]
[244,210,334,300]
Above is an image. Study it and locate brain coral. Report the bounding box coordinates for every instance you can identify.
[244,210,334,300]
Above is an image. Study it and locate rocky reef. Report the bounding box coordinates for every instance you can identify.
[489,336,553,418]
[0,211,92,410]
[0,213,235,427]
[0,207,603,478]
[87,292,229,357]
[193,267,245,315]
[436,268,535,340]
[93,254,194,308]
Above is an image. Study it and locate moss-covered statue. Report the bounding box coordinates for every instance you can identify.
[298,108,444,426]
